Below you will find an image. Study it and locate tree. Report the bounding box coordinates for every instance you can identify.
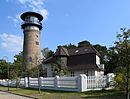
[26,67,38,77]
[41,48,54,59]
[52,58,69,76]
[63,43,77,48]
[10,52,23,79]
[78,40,91,47]
[105,47,119,73]
[25,64,44,78]
[111,28,130,99]
[93,44,108,63]
[0,61,12,79]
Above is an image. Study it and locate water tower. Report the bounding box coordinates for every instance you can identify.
[21,11,43,70]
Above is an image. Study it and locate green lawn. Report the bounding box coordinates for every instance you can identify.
[0,86,126,99]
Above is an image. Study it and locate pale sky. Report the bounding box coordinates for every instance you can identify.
[0,0,130,62]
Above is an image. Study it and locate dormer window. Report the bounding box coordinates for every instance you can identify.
[75,50,79,53]
[84,49,88,51]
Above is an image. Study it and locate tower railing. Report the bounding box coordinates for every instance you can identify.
[22,21,42,25]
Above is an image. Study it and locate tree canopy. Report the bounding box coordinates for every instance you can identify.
[0,61,11,79]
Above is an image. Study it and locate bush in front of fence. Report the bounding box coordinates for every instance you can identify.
[114,73,126,90]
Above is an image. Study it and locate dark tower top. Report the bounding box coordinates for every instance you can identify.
[21,11,43,30]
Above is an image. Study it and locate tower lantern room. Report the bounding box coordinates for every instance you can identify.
[21,11,43,70]
[21,11,43,31]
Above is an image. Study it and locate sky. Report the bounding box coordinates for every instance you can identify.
[0,0,130,62]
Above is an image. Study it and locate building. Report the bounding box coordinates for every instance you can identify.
[21,11,43,70]
[42,45,104,77]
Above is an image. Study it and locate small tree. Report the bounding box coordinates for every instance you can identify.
[113,28,130,99]
[41,48,54,59]
[52,58,69,76]
[0,61,11,79]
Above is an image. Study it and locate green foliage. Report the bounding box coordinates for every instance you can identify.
[10,52,23,79]
[0,61,12,79]
[63,43,77,48]
[114,73,126,90]
[26,67,38,77]
[78,40,91,47]
[46,50,54,58]
[93,44,108,58]
[52,58,69,76]
[41,48,54,58]
[114,29,130,72]
[111,28,130,91]
[24,64,44,77]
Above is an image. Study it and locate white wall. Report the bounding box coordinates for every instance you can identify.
[70,70,95,77]
[73,70,104,77]
[96,55,100,65]
[95,70,104,76]
[42,64,53,77]
[43,63,104,77]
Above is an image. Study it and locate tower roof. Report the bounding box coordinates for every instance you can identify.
[21,11,43,21]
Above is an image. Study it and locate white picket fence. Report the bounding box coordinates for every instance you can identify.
[0,74,114,92]
[86,76,107,89]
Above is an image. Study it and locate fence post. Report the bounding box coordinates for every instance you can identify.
[55,75,59,89]
[24,77,28,87]
[40,77,43,87]
[78,74,87,92]
[107,73,115,82]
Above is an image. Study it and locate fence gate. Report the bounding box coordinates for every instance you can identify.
[86,76,107,89]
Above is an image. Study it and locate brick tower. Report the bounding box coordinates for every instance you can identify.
[21,11,43,70]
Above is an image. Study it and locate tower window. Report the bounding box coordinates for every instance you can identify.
[36,35,38,38]
[36,41,39,45]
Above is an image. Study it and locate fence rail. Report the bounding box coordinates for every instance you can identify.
[0,74,114,92]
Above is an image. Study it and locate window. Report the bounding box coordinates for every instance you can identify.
[52,72,55,77]
[75,50,79,53]
[25,16,30,22]
[51,66,54,71]
[25,16,39,23]
[36,41,39,45]
[84,49,88,51]
[30,16,34,22]
[71,72,75,77]
[36,35,38,38]
[84,71,88,76]
[34,17,39,23]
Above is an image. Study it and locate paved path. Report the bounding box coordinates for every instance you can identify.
[0,91,33,99]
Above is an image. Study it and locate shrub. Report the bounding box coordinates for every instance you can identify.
[114,73,126,90]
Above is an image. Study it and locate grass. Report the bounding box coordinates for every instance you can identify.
[0,86,126,99]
